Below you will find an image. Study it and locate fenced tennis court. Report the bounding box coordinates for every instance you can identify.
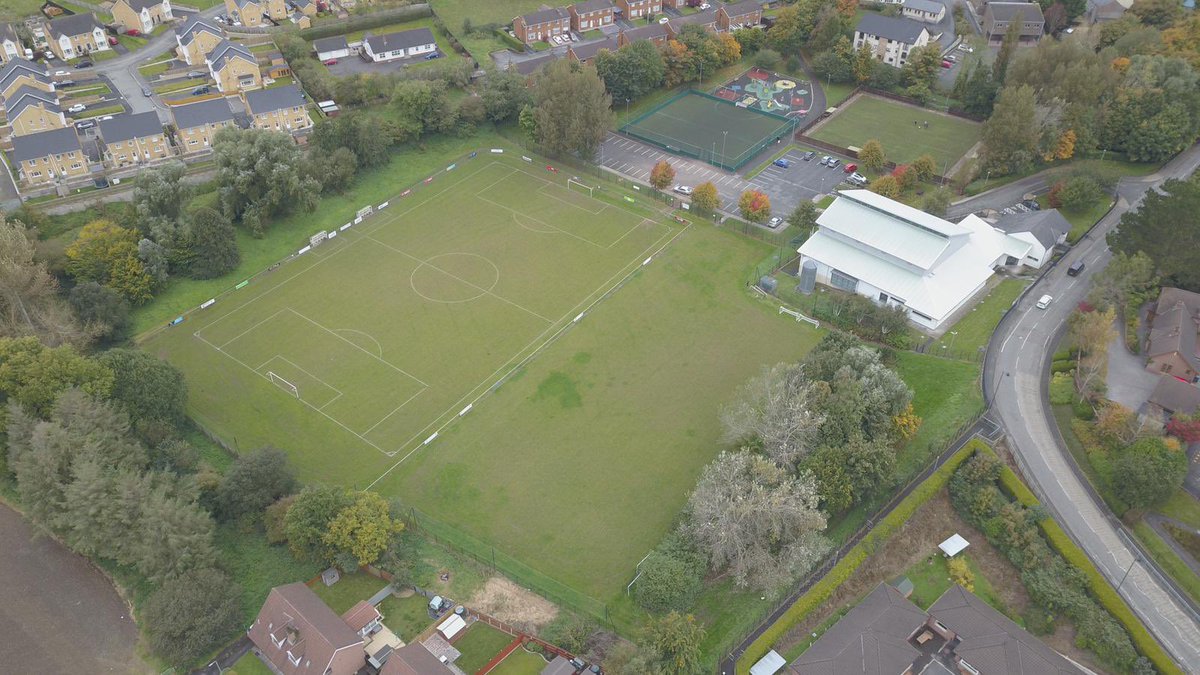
[619,90,797,170]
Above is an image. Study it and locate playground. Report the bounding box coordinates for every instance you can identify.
[714,67,814,118]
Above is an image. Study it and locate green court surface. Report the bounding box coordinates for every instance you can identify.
[810,94,981,171]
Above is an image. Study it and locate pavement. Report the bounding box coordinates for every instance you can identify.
[984,142,1200,672]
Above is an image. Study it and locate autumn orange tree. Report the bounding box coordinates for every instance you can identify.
[738,189,771,222]
[649,160,676,190]
[692,182,720,213]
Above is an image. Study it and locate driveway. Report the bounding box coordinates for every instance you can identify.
[325,51,444,77]
[1106,325,1160,412]
[0,504,147,673]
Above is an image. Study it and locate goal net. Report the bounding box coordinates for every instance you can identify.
[567,178,594,197]
[267,371,299,398]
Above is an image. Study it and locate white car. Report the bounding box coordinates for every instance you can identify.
[673,184,693,195]
[54,69,67,76]
[67,103,86,113]
[1036,294,1053,309]
[658,16,669,24]
[767,216,783,228]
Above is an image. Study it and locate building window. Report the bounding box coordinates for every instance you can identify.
[879,292,889,303]
[830,269,858,292]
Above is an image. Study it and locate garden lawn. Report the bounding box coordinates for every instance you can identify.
[138,59,174,78]
[0,0,43,20]
[1160,491,1200,529]
[377,594,432,641]
[454,623,515,674]
[930,279,1029,358]
[811,94,980,169]
[310,573,388,615]
[231,652,274,675]
[487,648,548,675]
[891,352,983,479]
[1035,195,1113,243]
[903,553,1003,612]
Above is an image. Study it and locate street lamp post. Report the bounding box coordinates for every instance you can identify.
[722,130,728,167]
[1116,556,1140,592]
[983,169,992,189]
[949,330,959,351]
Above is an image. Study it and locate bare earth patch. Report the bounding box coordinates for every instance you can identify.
[468,577,558,634]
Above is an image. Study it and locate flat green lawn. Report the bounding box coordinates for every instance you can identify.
[904,553,1003,612]
[488,648,548,675]
[310,573,389,615]
[1133,521,1200,606]
[930,278,1029,358]
[74,104,125,119]
[378,593,432,641]
[231,652,274,675]
[1160,490,1200,529]
[892,352,983,478]
[1035,195,1113,243]
[811,94,981,169]
[138,59,174,78]
[454,623,515,674]
[821,80,856,107]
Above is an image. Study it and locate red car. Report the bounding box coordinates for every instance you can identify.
[941,60,953,68]
[126,29,141,36]
[843,163,858,174]
[107,36,118,45]
[323,58,338,65]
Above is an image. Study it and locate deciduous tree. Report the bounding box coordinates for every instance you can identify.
[691,181,719,213]
[721,363,824,466]
[869,175,901,199]
[1068,307,1116,398]
[646,612,705,675]
[285,485,354,563]
[213,447,297,522]
[0,337,113,417]
[0,216,91,347]
[787,201,819,233]
[184,207,240,280]
[213,128,320,236]
[1108,179,1200,290]
[982,85,1039,174]
[858,139,886,170]
[532,59,614,160]
[738,189,771,222]
[481,67,534,123]
[649,160,676,191]
[1113,436,1187,509]
[68,282,129,343]
[65,220,154,303]
[99,349,187,430]
[133,161,190,244]
[323,491,405,567]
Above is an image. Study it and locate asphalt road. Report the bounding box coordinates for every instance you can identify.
[985,142,1200,672]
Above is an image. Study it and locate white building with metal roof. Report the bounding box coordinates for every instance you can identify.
[798,190,1031,330]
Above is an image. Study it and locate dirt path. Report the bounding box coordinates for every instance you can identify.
[0,503,148,673]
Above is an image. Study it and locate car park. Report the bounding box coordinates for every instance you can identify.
[673,184,693,195]
[842,163,857,173]
[67,103,86,113]
[1036,294,1053,309]
[1022,199,1041,210]
[774,158,791,168]
[767,216,783,228]
[828,158,840,169]
[820,155,831,165]
[802,151,815,161]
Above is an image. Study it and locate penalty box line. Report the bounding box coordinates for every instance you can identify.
[365,217,692,488]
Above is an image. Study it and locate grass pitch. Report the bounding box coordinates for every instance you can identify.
[811,94,981,171]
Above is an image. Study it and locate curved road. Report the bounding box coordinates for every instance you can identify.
[983,143,1200,672]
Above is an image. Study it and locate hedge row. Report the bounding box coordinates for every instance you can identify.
[734,440,980,674]
[299,4,433,41]
[494,27,525,51]
[987,447,1183,675]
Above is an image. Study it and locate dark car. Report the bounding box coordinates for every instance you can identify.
[425,51,440,60]
[76,59,92,68]
[802,151,815,161]
[142,86,152,97]
[1067,260,1085,276]
[192,85,211,95]
[1022,199,1041,210]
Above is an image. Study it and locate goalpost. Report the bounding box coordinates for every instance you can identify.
[567,178,595,197]
[267,371,299,398]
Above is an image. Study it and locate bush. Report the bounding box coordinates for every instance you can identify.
[635,551,703,612]
[1049,372,1075,404]
[754,48,782,70]
[1072,397,1095,420]
[1059,175,1103,212]
[144,567,242,666]
[1023,607,1056,636]
[539,613,597,654]
[1051,359,1074,374]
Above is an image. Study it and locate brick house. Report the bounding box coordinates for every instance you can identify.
[206,39,260,92]
[98,111,170,167]
[11,126,88,185]
[615,0,662,20]
[718,0,763,31]
[175,15,223,66]
[170,97,235,154]
[0,23,21,64]
[112,0,174,35]
[6,86,66,136]
[247,583,365,675]
[291,0,318,17]
[1146,287,1200,382]
[668,8,719,34]
[513,7,570,44]
[0,58,54,100]
[853,13,930,67]
[567,36,618,65]
[224,0,265,27]
[42,13,111,61]
[617,22,671,46]
[570,0,615,31]
[983,1,1045,43]
[244,84,312,133]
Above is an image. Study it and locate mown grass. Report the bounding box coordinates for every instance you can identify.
[930,278,1029,357]
[230,652,274,675]
[377,593,432,641]
[1132,521,1200,607]
[488,648,548,675]
[454,622,515,674]
[811,95,981,169]
[310,572,388,615]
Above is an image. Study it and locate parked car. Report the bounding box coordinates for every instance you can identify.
[658,16,670,23]
[107,36,118,46]
[848,172,868,186]
[142,86,152,97]
[53,69,67,76]
[941,60,953,69]
[76,59,92,68]
[67,103,86,113]
[126,29,140,36]
[767,216,783,228]
[843,163,857,173]
[673,184,693,195]
[1021,199,1041,210]
[944,54,957,62]
[424,52,440,60]
[75,119,95,129]
[58,79,75,87]
[1036,294,1053,309]
[802,151,815,161]
[187,70,206,78]
[44,51,56,60]
[958,43,974,52]
[828,158,840,169]
[192,86,210,95]
[819,155,831,165]
[323,58,338,65]
[773,158,790,168]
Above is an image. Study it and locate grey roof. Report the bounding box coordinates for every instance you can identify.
[11,126,81,162]
[0,59,50,94]
[986,1,1046,22]
[992,209,1070,249]
[45,12,104,40]
[793,584,926,674]
[929,586,1079,675]
[519,7,570,25]
[510,52,557,75]
[233,0,259,9]
[312,35,348,53]
[99,111,163,143]
[903,0,944,14]
[245,83,305,114]
[1149,376,1200,415]
[573,0,614,13]
[171,96,234,129]
[540,656,579,675]
[293,0,316,8]
[570,36,618,61]
[1147,287,1200,371]
[206,39,254,71]
[381,643,455,675]
[722,0,764,18]
[671,8,719,29]
[0,23,18,43]
[621,22,670,42]
[364,27,436,54]
[119,0,164,12]
[6,85,59,119]
[177,15,222,46]
[855,13,929,44]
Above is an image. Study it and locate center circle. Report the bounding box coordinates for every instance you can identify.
[410,253,501,304]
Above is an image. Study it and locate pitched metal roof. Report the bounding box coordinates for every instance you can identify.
[99,111,163,142]
[519,7,570,25]
[45,12,104,39]
[855,13,929,43]
[206,39,254,71]
[11,126,81,162]
[364,27,435,54]
[569,36,618,61]
[170,96,234,128]
[244,83,305,114]
[986,1,1046,21]
[573,0,615,13]
[177,15,222,46]
[992,209,1070,249]
[903,0,944,13]
[312,35,348,53]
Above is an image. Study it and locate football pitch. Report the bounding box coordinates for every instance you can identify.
[811,93,981,171]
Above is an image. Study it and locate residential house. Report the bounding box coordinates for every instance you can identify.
[542,657,579,675]
[795,583,1081,674]
[206,39,260,92]
[1087,0,1131,23]
[567,36,618,65]
[615,0,662,21]
[1148,376,1200,417]
[174,15,223,66]
[668,8,720,34]
[379,643,454,675]
[853,14,930,67]
[225,0,265,27]
[617,22,671,46]
[170,96,235,154]
[112,0,174,35]
[98,111,170,167]
[0,58,53,100]
[264,0,290,21]
[513,7,571,44]
[247,582,365,675]
[291,0,318,17]
[313,36,349,61]
[361,27,436,63]
[570,0,615,32]
[1145,287,1200,382]
[244,84,311,133]
[797,190,1031,330]
[288,12,312,29]
[6,85,65,136]
[983,2,1045,43]
[901,0,946,23]
[510,52,558,76]
[10,126,88,184]
[0,23,21,64]
[991,208,1070,268]
[42,13,110,61]
[718,0,763,31]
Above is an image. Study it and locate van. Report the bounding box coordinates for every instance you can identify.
[1036,294,1053,309]
[1067,260,1085,276]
